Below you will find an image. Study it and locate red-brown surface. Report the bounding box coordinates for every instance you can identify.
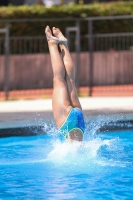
[0,85,133,101]
[1,51,133,90]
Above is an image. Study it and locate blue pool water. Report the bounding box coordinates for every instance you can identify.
[0,123,133,199]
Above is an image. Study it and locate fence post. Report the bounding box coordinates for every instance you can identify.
[76,20,80,89]
[88,19,93,96]
[4,23,10,101]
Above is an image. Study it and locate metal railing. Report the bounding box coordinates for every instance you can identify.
[0,16,133,99]
[0,33,133,53]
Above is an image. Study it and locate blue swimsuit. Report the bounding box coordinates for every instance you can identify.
[59,108,85,138]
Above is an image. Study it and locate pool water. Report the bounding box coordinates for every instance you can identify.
[0,125,133,199]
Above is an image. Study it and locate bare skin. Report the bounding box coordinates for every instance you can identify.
[52,27,82,110]
[45,26,83,141]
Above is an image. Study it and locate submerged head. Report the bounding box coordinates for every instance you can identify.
[66,129,83,142]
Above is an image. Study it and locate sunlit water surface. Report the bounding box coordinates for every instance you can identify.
[0,120,133,199]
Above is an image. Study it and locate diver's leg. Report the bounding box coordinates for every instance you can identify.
[45,26,72,128]
[52,27,82,110]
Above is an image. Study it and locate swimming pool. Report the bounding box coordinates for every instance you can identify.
[0,120,133,199]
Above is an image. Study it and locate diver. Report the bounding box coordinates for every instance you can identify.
[45,26,85,142]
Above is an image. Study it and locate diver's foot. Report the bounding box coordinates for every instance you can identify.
[52,27,67,46]
[45,26,59,44]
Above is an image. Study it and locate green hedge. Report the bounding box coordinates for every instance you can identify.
[0,1,133,36]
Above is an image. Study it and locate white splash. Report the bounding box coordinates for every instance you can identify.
[46,137,118,174]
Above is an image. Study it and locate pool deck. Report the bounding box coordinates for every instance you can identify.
[0,97,133,130]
